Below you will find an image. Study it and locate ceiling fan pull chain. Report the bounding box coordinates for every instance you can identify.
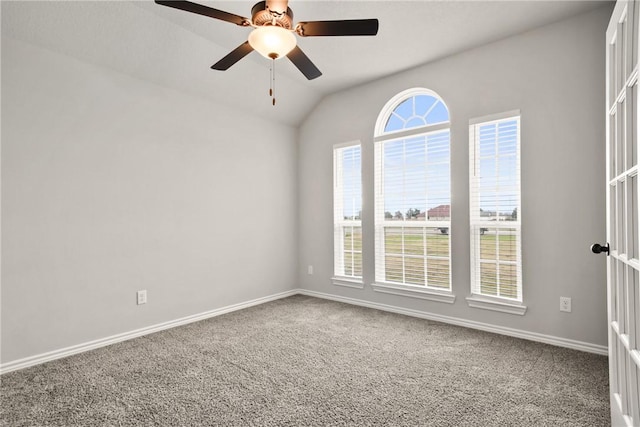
[269,59,273,98]
[272,58,276,106]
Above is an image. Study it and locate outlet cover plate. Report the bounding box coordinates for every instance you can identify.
[137,290,147,305]
[560,296,571,312]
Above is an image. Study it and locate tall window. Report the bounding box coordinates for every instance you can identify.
[333,143,362,281]
[374,89,451,292]
[469,112,522,302]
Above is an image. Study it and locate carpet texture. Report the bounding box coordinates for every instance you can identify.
[1,295,610,426]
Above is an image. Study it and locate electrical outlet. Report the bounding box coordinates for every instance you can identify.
[137,290,147,305]
[560,296,571,313]
[307,265,314,275]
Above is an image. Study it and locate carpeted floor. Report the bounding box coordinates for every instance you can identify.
[1,295,610,426]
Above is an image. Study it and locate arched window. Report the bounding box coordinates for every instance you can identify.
[380,93,449,133]
[373,88,452,295]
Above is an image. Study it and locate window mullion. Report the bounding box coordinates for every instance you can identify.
[495,229,501,297]
[402,140,407,284]
[423,226,428,286]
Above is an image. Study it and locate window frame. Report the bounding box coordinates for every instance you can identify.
[372,88,455,303]
[333,141,364,288]
[467,110,526,315]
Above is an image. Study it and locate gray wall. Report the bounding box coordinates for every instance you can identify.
[298,6,611,347]
[1,38,298,363]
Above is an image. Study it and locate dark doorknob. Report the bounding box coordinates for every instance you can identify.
[591,243,610,255]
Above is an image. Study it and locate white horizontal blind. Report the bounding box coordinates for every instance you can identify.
[469,114,522,301]
[333,144,362,279]
[374,129,451,289]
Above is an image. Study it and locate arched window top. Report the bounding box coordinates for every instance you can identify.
[375,88,449,136]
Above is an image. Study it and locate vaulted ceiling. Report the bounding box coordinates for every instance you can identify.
[2,1,610,127]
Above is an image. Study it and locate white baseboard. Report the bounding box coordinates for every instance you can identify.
[1,287,607,375]
[0,289,298,375]
[297,289,608,356]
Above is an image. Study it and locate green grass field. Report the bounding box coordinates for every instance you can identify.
[478,232,517,298]
[342,228,518,298]
[383,229,449,287]
[478,233,517,262]
[343,229,363,277]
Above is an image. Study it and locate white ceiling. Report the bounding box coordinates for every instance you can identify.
[2,0,610,127]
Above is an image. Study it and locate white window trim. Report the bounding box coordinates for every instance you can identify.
[468,110,524,314]
[372,88,454,300]
[372,281,455,303]
[469,109,521,126]
[466,295,527,315]
[373,122,450,143]
[375,87,450,136]
[332,277,365,289]
[333,141,363,281]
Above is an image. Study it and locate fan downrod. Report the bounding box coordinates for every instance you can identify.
[251,1,293,29]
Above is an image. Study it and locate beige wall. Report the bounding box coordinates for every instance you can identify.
[1,38,298,363]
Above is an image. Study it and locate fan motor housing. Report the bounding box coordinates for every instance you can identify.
[251,1,294,29]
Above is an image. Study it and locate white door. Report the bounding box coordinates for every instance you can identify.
[605,1,640,425]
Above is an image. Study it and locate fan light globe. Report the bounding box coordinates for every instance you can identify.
[248,26,296,60]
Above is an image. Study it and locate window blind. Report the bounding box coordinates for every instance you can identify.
[374,129,451,289]
[469,114,522,301]
[334,144,362,279]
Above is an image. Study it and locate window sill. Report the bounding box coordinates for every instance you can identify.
[332,277,365,289]
[466,295,527,315]
[371,282,455,304]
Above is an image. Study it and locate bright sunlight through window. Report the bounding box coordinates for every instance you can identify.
[334,143,362,281]
[469,112,522,302]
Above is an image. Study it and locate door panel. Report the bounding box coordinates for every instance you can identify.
[606,1,640,425]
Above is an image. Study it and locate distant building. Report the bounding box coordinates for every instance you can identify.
[427,205,450,220]
[480,209,514,221]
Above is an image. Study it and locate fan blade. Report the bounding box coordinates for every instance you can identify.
[211,42,254,70]
[155,1,249,26]
[286,46,322,80]
[297,19,379,37]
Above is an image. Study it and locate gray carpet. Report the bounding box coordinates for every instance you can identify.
[1,295,610,426]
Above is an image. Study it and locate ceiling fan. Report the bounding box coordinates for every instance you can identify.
[155,0,379,81]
